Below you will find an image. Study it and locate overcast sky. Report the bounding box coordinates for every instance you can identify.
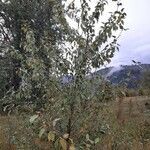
[109,0,150,66]
[66,0,150,67]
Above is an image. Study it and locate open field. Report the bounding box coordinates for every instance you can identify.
[115,96,150,121]
[0,96,150,150]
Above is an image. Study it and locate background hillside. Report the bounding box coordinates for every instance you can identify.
[94,64,150,88]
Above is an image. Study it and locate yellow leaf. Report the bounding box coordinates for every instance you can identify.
[59,138,67,150]
[59,137,75,150]
[48,131,55,142]
[69,143,75,150]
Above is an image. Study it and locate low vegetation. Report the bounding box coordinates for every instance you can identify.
[0,96,150,149]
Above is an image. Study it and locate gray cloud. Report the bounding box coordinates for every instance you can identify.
[109,0,150,66]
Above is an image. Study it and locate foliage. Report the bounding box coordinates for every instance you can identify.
[0,0,127,149]
[0,0,126,107]
[0,0,63,90]
[141,70,150,89]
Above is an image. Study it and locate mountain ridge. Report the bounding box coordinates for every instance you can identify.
[95,64,150,88]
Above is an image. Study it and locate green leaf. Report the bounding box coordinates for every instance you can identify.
[86,134,90,141]
[53,118,61,128]
[94,138,100,144]
[29,114,39,123]
[39,128,46,138]
[86,134,94,144]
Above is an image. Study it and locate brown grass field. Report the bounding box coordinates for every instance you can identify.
[0,96,150,150]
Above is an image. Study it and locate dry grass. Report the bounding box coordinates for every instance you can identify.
[115,96,150,122]
[0,96,149,149]
[98,96,150,150]
[0,116,37,149]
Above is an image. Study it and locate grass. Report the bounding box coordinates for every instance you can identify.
[0,96,150,149]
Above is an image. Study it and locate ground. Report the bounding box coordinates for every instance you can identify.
[0,96,150,149]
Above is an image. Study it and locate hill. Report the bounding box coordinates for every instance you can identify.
[95,64,150,88]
